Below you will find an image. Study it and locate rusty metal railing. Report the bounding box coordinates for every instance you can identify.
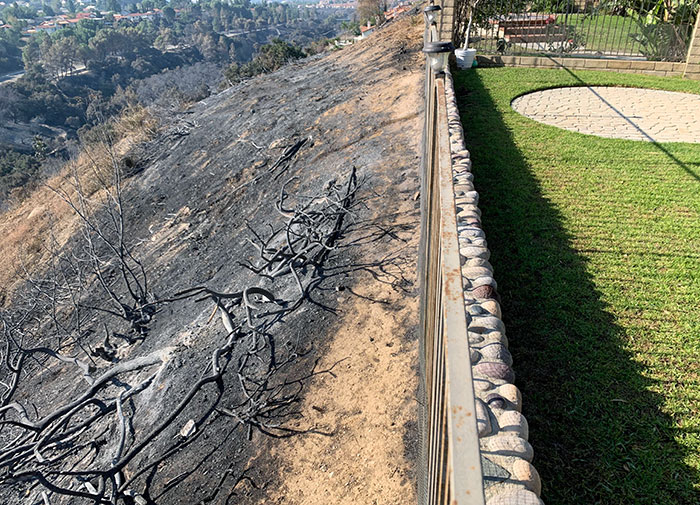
[417,22,486,505]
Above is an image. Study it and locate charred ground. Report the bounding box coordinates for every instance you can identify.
[0,16,424,505]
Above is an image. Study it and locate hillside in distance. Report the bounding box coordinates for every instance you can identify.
[0,15,424,505]
[0,1,343,202]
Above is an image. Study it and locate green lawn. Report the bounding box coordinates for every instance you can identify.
[565,13,642,54]
[474,13,693,59]
[452,67,700,504]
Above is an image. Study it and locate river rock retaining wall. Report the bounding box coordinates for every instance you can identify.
[443,69,544,505]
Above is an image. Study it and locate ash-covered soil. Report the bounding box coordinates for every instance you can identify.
[0,15,424,505]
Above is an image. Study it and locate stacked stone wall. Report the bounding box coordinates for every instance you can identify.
[438,0,455,42]
[684,14,700,80]
[442,69,544,505]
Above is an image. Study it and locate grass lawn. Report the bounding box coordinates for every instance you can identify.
[564,13,642,54]
[475,13,693,58]
[452,67,700,504]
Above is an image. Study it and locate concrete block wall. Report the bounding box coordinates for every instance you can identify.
[476,54,691,78]
[438,0,455,43]
[684,14,700,80]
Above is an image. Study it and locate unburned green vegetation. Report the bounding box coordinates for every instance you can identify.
[453,66,700,504]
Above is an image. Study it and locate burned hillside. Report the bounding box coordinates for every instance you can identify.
[0,16,424,505]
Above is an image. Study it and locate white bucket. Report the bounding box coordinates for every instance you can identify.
[455,48,477,69]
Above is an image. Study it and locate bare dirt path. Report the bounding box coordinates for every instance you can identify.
[257,25,425,500]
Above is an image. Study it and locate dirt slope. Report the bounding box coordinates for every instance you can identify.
[0,15,424,504]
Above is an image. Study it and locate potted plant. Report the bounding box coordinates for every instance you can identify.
[455,0,480,69]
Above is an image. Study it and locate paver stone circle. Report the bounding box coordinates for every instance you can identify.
[511,86,700,143]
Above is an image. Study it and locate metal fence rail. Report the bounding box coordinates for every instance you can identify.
[454,0,699,61]
[418,23,485,505]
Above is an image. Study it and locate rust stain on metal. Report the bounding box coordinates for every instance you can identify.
[442,267,463,294]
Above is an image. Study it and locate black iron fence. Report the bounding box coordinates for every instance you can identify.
[453,0,699,61]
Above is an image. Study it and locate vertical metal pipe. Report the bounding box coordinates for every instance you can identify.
[591,0,603,57]
[610,0,623,56]
[583,0,595,57]
[417,18,434,505]
[562,0,572,57]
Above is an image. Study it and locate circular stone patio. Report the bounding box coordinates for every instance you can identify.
[511,86,700,143]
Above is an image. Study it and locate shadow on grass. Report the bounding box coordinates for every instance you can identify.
[452,69,700,505]
[506,54,700,182]
[556,65,700,183]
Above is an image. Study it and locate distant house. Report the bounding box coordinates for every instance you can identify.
[33,21,59,33]
[113,11,160,24]
[56,18,81,28]
[384,3,412,21]
[360,22,375,39]
[304,1,356,8]
[21,11,111,34]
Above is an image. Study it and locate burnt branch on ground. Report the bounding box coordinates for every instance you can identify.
[0,165,359,505]
[239,165,358,299]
